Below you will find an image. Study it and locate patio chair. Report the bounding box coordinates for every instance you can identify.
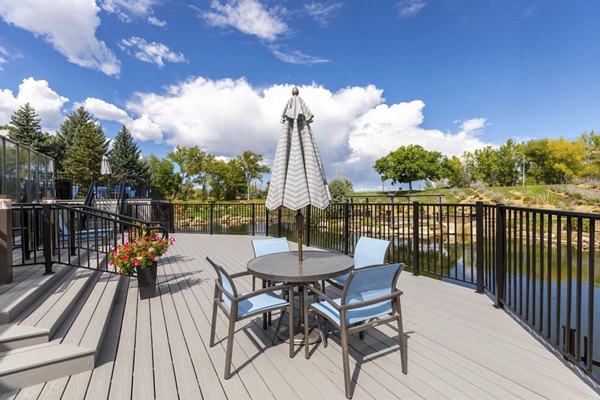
[251,237,290,327]
[303,263,407,399]
[251,237,290,289]
[325,237,390,290]
[206,257,295,379]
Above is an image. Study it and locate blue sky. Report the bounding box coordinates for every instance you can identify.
[0,0,599,189]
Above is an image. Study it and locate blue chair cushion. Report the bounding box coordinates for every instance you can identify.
[328,272,349,286]
[312,298,393,326]
[237,292,288,317]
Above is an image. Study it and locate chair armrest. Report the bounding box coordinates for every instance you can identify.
[231,271,252,279]
[236,284,293,302]
[214,281,236,302]
[304,283,341,311]
[341,289,403,311]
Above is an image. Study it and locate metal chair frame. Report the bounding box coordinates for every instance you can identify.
[304,263,407,399]
[206,257,295,379]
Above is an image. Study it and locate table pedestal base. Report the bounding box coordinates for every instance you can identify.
[272,312,323,345]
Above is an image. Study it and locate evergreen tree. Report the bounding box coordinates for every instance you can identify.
[8,103,51,152]
[52,107,97,172]
[108,125,149,188]
[62,120,109,190]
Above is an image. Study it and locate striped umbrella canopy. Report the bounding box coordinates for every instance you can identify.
[266,88,331,211]
[100,155,112,175]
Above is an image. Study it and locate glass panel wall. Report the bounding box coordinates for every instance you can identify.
[1,137,55,202]
[4,140,17,200]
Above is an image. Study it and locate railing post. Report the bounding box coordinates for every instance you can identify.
[278,208,282,238]
[495,204,506,308]
[210,203,214,235]
[251,204,256,236]
[265,208,269,237]
[305,206,311,247]
[343,201,350,255]
[476,201,484,293]
[69,208,76,256]
[0,197,13,284]
[169,203,175,233]
[41,203,54,275]
[412,201,420,276]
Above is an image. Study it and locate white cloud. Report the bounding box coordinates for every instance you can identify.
[304,2,342,27]
[269,46,329,65]
[148,15,167,27]
[203,0,288,41]
[120,37,186,68]
[0,77,68,131]
[100,0,158,21]
[75,77,491,189]
[77,97,131,125]
[460,118,486,134]
[0,46,8,70]
[0,0,120,76]
[398,0,426,19]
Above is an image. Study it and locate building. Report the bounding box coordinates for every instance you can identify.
[0,133,55,202]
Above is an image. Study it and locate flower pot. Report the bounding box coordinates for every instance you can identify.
[136,262,158,299]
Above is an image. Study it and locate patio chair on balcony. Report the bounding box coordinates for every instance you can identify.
[325,237,390,290]
[206,257,295,379]
[303,262,407,398]
[251,237,290,290]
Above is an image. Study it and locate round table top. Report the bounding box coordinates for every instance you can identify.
[247,251,354,283]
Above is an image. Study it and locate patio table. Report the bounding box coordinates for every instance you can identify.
[247,250,354,344]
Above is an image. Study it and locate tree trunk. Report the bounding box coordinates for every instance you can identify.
[409,181,413,191]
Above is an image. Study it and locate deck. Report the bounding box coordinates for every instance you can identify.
[7,233,600,399]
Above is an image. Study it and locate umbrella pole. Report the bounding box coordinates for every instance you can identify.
[296,210,304,262]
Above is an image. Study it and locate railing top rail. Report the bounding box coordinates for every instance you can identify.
[502,204,600,219]
[63,204,167,227]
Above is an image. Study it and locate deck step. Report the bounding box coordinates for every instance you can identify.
[0,342,94,393]
[0,325,48,352]
[0,266,70,325]
[0,268,99,352]
[19,268,98,340]
[0,272,121,394]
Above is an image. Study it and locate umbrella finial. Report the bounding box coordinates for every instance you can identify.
[292,86,299,96]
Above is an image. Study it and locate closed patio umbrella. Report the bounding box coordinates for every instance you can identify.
[101,155,112,175]
[266,87,331,261]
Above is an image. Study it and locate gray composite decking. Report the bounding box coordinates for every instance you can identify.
[9,234,600,399]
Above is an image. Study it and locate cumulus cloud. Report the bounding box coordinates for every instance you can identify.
[74,77,491,189]
[77,97,130,125]
[203,0,288,41]
[120,37,186,68]
[304,2,342,27]
[397,0,426,19]
[0,77,68,131]
[459,118,487,134]
[0,0,120,76]
[269,46,329,65]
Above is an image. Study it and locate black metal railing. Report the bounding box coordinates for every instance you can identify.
[12,203,168,275]
[115,199,598,381]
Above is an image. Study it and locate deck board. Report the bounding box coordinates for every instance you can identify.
[15,233,599,400]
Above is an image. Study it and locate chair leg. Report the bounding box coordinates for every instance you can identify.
[397,299,407,374]
[272,310,285,346]
[340,322,352,398]
[289,286,295,358]
[262,279,268,330]
[315,314,326,347]
[224,313,236,379]
[304,286,310,359]
[210,287,219,347]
